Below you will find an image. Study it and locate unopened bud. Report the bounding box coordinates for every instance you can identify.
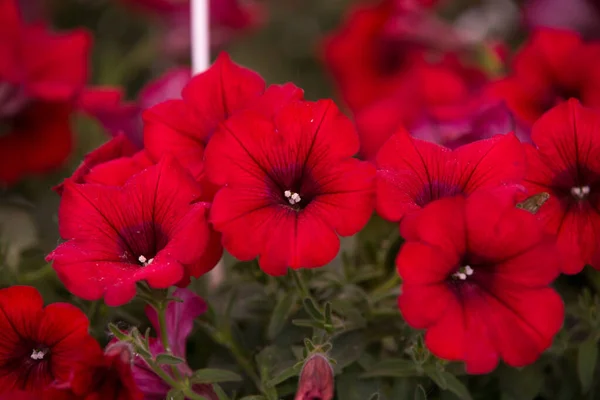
[104,341,134,365]
[294,353,334,400]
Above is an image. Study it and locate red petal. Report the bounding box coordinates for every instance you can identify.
[0,0,21,81]
[453,133,525,194]
[23,28,91,101]
[375,129,450,221]
[398,283,453,329]
[396,242,457,285]
[181,52,265,136]
[423,296,466,362]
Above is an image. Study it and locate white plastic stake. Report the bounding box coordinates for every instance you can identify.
[191,0,210,74]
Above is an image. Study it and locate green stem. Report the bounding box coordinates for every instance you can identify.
[19,264,55,283]
[156,301,184,381]
[290,269,310,298]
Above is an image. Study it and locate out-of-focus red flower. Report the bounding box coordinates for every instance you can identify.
[0,0,90,184]
[79,68,191,148]
[397,189,564,374]
[65,342,143,400]
[488,28,600,125]
[522,99,600,274]
[46,158,222,306]
[205,99,375,275]
[375,130,525,236]
[119,0,264,57]
[410,100,530,149]
[0,286,98,394]
[54,134,153,194]
[131,288,217,400]
[354,58,488,159]
[143,52,303,200]
[525,0,600,38]
[295,354,334,400]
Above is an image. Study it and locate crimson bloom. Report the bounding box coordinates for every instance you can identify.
[295,354,334,400]
[522,99,600,274]
[488,28,600,125]
[375,129,525,236]
[0,0,90,184]
[79,68,191,148]
[397,189,564,374]
[205,99,375,275]
[143,52,303,189]
[131,288,217,400]
[67,342,142,400]
[0,286,97,394]
[46,158,221,306]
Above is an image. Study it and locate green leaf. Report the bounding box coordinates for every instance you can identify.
[360,358,417,378]
[324,302,333,325]
[498,364,543,400]
[212,384,231,400]
[330,330,368,371]
[155,353,185,365]
[302,297,324,321]
[425,367,447,390]
[267,292,297,340]
[414,385,427,400]
[107,323,129,341]
[442,373,472,400]
[266,363,302,387]
[578,338,598,393]
[191,368,243,384]
[238,397,267,400]
[367,393,381,400]
[292,319,324,330]
[165,389,185,400]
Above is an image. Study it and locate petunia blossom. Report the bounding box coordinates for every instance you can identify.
[375,129,525,236]
[46,158,221,306]
[487,28,600,126]
[131,288,217,400]
[0,286,98,394]
[0,0,90,184]
[295,354,334,400]
[67,342,143,400]
[142,52,303,191]
[397,189,564,374]
[79,68,191,148]
[522,99,600,274]
[205,99,376,275]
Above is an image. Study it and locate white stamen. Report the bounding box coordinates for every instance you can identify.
[452,265,474,281]
[138,255,153,267]
[284,190,302,205]
[31,349,46,360]
[571,185,591,199]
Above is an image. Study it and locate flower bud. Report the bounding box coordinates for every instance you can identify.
[294,353,334,400]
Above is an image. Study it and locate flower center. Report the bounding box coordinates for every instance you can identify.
[451,265,474,281]
[284,190,302,205]
[138,255,154,267]
[30,348,48,361]
[571,185,590,200]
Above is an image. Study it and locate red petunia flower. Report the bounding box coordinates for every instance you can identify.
[0,286,98,394]
[488,28,600,125]
[142,52,303,198]
[397,189,564,374]
[54,134,153,195]
[205,99,375,275]
[0,0,90,184]
[67,342,143,400]
[79,68,191,148]
[522,99,600,274]
[46,158,221,306]
[375,129,525,236]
